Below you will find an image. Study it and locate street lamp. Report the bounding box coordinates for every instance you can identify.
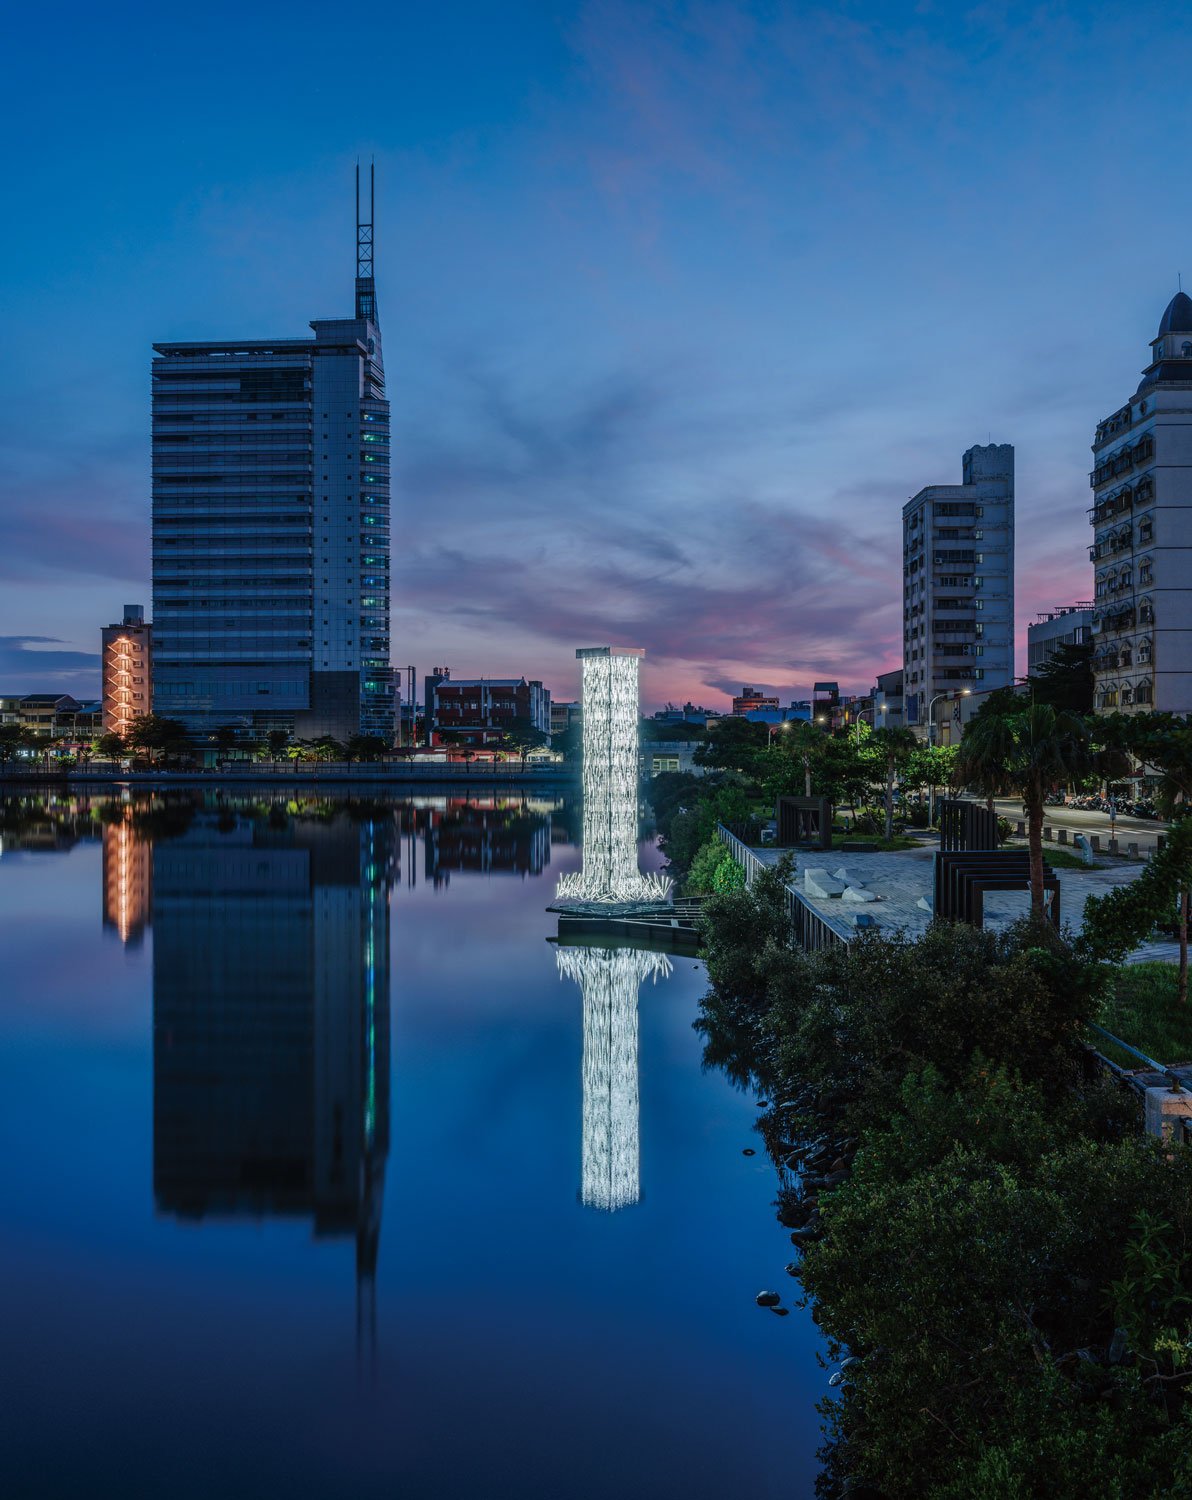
[854,702,887,744]
[767,721,792,746]
[927,687,972,746]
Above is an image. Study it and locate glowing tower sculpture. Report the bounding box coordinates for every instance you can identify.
[555,944,672,1211]
[556,646,670,904]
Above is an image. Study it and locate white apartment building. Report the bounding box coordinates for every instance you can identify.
[1090,293,1192,714]
[902,444,1015,735]
[1027,603,1093,675]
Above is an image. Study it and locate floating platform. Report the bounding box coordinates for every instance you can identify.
[547,897,705,953]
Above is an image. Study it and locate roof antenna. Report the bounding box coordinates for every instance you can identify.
[355,158,376,323]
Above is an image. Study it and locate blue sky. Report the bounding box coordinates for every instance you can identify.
[1,0,1189,709]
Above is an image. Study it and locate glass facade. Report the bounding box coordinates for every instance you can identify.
[152,311,393,742]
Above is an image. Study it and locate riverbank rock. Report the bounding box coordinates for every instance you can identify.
[742,1147,756,1156]
[755,1290,781,1308]
[804,868,847,898]
[841,885,876,903]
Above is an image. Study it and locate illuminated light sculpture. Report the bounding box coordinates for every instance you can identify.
[555,944,672,1211]
[555,646,671,904]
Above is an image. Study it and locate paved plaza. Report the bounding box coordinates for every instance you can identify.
[752,843,1178,964]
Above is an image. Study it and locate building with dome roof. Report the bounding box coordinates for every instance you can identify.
[1088,292,1192,715]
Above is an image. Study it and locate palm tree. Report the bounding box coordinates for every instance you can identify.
[786,721,823,799]
[870,726,917,841]
[955,703,1090,922]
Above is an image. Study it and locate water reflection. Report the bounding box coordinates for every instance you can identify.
[150,807,395,1362]
[555,946,673,1212]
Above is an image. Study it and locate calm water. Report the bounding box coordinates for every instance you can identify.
[0,791,823,1499]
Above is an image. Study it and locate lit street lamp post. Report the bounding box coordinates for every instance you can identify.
[927,687,972,825]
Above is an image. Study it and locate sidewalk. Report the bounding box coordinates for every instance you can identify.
[752,845,1178,964]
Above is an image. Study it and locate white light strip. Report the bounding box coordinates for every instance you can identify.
[556,651,671,903]
[556,945,672,1211]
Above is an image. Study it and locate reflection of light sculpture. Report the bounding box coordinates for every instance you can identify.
[556,944,672,1211]
[555,646,671,904]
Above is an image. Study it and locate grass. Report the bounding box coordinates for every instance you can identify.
[1097,962,1192,1065]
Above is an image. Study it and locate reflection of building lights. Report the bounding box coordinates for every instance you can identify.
[556,945,672,1212]
[556,647,671,904]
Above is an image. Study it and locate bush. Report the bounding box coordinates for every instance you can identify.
[685,837,745,895]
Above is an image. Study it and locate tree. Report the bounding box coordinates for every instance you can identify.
[955,703,1091,921]
[346,733,389,762]
[901,743,958,826]
[0,725,35,764]
[266,729,290,759]
[1079,815,1192,1003]
[1030,638,1095,715]
[693,717,769,777]
[310,736,345,762]
[503,716,549,768]
[126,714,190,764]
[870,726,918,840]
[552,723,582,763]
[94,732,126,761]
[211,725,239,756]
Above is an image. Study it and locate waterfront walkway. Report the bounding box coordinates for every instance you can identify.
[747,843,1179,965]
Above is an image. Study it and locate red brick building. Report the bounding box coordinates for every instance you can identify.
[424,669,551,747]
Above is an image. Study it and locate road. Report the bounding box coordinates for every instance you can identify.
[992,799,1167,855]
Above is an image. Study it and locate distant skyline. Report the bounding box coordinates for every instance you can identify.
[1,1,1189,710]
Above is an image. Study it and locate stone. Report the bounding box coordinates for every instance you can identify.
[804,867,847,898]
[757,1099,770,1107]
[830,1158,847,1173]
[1144,1083,1192,1142]
[742,1148,756,1156]
[785,1262,799,1276]
[916,896,933,911]
[1057,827,1068,845]
[849,912,878,929]
[828,1371,845,1387]
[841,885,876,903]
[755,1290,781,1308]
[770,1306,790,1317]
[831,866,851,882]
[823,1170,849,1188]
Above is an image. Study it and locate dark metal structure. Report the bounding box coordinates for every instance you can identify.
[355,160,376,321]
[775,796,833,850]
[938,797,999,852]
[933,850,1060,928]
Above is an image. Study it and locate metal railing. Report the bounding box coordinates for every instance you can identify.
[716,824,852,952]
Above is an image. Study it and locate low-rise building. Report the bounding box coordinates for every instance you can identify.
[732,686,779,716]
[551,700,581,738]
[0,694,102,740]
[424,667,552,747]
[1028,603,1093,675]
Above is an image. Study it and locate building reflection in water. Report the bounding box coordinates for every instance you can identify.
[148,805,394,1366]
[555,944,672,1212]
[102,813,152,946]
[421,797,552,887]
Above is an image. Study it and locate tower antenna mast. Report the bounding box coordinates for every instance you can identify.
[355,160,376,322]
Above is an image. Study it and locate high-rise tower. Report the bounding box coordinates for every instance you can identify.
[902,444,1015,738]
[151,167,394,742]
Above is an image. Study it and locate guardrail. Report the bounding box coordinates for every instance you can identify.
[716,824,852,952]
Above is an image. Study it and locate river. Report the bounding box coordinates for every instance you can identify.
[0,790,824,1498]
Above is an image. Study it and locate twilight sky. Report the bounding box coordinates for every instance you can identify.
[3,0,1191,711]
